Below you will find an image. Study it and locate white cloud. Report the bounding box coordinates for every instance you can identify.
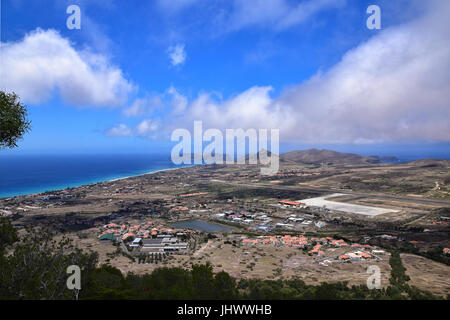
[0,28,133,107]
[136,119,160,137]
[167,86,188,114]
[123,99,149,117]
[106,124,133,137]
[168,43,186,66]
[106,120,160,139]
[227,0,345,31]
[123,96,163,117]
[164,0,450,143]
[178,86,292,130]
[157,0,346,33]
[276,0,346,30]
[123,87,187,117]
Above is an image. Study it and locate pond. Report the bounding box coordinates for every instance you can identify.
[170,220,232,233]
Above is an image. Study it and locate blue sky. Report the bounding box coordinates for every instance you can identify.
[1,0,449,156]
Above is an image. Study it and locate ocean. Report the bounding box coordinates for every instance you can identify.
[1,146,449,199]
[0,153,181,199]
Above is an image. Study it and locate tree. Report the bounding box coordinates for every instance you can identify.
[0,225,98,299]
[190,263,215,299]
[0,91,31,149]
[81,265,128,300]
[0,217,18,256]
[213,271,238,299]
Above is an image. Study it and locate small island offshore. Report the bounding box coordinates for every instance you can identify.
[1,149,449,300]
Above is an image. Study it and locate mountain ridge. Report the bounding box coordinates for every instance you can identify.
[279,148,380,165]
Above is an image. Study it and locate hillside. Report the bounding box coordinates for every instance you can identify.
[405,159,450,168]
[279,148,380,165]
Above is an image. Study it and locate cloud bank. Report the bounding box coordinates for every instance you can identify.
[159,0,450,143]
[0,29,133,107]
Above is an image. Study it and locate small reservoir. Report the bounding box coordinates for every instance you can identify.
[170,220,232,232]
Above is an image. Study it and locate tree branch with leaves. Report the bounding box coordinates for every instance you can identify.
[0,91,31,149]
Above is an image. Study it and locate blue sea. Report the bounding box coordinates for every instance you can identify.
[0,153,181,199]
[0,146,449,199]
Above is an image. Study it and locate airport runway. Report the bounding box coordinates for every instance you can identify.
[208,179,450,206]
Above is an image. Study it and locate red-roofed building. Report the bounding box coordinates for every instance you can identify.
[122,232,135,241]
[279,200,304,207]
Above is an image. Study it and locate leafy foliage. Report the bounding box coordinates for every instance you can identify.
[0,219,98,299]
[0,91,31,149]
[389,250,410,288]
[0,217,19,256]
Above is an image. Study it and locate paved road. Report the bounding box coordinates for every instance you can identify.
[207,179,450,206]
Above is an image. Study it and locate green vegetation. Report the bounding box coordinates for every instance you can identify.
[399,242,450,266]
[388,250,410,289]
[0,218,447,300]
[387,250,442,300]
[0,218,97,299]
[420,247,450,266]
[0,91,31,149]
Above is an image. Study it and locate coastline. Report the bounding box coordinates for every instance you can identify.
[0,165,193,200]
[108,165,191,182]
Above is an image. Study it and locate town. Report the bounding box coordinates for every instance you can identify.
[1,153,449,296]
